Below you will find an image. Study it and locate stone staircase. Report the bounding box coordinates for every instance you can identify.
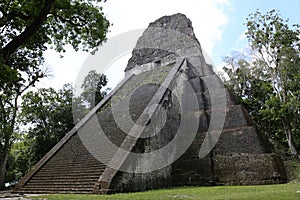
[18,134,106,194]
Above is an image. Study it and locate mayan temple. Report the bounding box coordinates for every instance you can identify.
[14,13,286,194]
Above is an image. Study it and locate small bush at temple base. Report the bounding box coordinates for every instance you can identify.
[285,160,300,183]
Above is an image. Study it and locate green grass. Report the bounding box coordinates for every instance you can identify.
[31,183,300,200]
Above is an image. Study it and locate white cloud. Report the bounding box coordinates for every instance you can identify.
[232,29,248,51]
[237,30,247,43]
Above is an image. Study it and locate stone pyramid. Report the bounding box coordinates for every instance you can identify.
[14,13,286,194]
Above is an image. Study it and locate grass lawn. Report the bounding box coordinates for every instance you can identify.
[31,183,300,200]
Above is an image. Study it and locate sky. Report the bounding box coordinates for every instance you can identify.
[41,0,300,91]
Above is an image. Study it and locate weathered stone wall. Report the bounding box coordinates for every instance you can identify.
[110,13,286,192]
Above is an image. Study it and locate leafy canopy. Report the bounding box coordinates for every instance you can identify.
[81,70,108,108]
[221,9,300,157]
[0,0,110,88]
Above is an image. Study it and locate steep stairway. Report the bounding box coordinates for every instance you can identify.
[18,134,105,194]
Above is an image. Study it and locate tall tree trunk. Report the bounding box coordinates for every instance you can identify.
[0,107,15,189]
[281,88,298,158]
[286,128,298,158]
[0,148,8,189]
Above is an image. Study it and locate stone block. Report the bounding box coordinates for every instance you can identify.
[214,126,270,154]
[214,153,286,185]
[206,105,254,130]
[172,158,214,186]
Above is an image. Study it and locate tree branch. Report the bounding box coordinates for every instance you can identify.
[0,0,56,62]
[53,14,78,27]
[0,96,6,124]
[0,11,31,28]
[53,13,87,27]
[20,73,45,95]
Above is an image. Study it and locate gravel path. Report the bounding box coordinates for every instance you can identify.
[0,191,46,200]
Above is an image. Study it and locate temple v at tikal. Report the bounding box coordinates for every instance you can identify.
[14,13,286,194]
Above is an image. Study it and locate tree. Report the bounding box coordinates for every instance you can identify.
[222,51,274,120]
[222,9,300,157]
[80,70,108,108]
[18,84,75,168]
[5,139,33,184]
[245,9,300,157]
[0,0,110,188]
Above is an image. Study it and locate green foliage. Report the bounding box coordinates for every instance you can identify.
[221,9,300,157]
[222,52,274,120]
[0,0,110,188]
[0,0,109,56]
[18,84,75,164]
[0,0,110,96]
[6,140,33,183]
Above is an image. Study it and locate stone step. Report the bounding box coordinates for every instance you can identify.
[47,157,100,163]
[34,173,102,178]
[38,166,104,172]
[32,173,101,179]
[16,189,93,194]
[45,160,107,166]
[23,184,94,189]
[28,178,98,184]
[43,159,102,163]
[36,169,103,175]
[30,174,100,180]
[53,156,98,159]
[37,169,104,174]
[24,185,95,190]
[29,178,99,182]
[43,162,97,166]
[42,166,102,171]
[26,183,97,188]
[33,170,102,176]
[21,186,94,192]
[25,182,96,187]
[38,166,105,172]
